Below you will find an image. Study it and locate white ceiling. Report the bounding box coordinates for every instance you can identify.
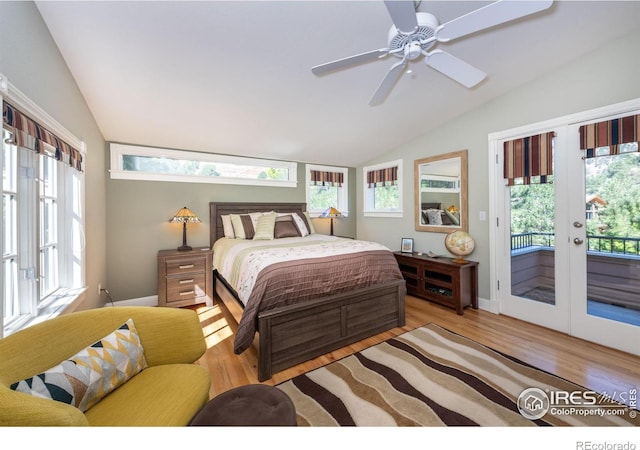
[36,1,640,167]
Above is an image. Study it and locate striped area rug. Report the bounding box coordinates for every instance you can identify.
[276,323,639,426]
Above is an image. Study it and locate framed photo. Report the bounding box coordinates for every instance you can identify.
[401,238,414,253]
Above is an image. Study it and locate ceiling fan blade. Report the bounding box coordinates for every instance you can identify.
[369,59,407,106]
[312,48,389,75]
[425,50,486,88]
[384,0,419,34]
[436,0,553,42]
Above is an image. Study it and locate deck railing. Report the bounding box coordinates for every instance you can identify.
[511,232,640,256]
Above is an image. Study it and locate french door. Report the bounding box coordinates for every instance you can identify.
[495,107,640,357]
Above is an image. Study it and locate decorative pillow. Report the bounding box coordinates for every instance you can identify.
[221,215,235,239]
[444,208,460,226]
[253,212,277,240]
[10,319,147,412]
[303,212,316,234]
[425,209,443,225]
[274,215,301,238]
[230,214,256,239]
[291,213,312,237]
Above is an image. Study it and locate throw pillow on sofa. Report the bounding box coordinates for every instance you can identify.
[10,318,147,412]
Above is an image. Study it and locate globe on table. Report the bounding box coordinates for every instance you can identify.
[444,231,475,263]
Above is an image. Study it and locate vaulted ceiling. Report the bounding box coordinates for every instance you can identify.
[36,1,640,167]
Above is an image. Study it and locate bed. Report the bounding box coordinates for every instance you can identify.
[209,202,406,381]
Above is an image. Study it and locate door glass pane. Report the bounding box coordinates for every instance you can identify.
[584,145,640,327]
[510,180,556,305]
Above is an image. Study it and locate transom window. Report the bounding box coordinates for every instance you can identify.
[110,143,297,187]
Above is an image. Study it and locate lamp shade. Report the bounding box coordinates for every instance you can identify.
[170,206,201,224]
[320,207,342,218]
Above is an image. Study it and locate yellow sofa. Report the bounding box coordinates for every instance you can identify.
[0,306,211,426]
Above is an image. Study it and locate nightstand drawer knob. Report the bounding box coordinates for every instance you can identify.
[179,279,194,284]
[179,264,195,269]
[179,290,195,296]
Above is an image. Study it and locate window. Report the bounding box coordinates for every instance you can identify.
[305,164,349,217]
[1,86,86,337]
[2,129,18,324]
[363,159,403,217]
[110,143,297,187]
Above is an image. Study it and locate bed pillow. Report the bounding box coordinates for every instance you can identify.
[291,213,310,237]
[444,208,460,226]
[303,212,316,234]
[221,214,235,239]
[230,214,256,239]
[10,318,147,412]
[274,215,301,238]
[425,209,443,225]
[253,212,277,240]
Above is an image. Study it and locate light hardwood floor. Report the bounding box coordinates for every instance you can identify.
[189,295,640,403]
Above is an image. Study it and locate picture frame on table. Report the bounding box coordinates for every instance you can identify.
[401,238,414,253]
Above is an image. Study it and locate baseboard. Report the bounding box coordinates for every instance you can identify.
[104,295,158,307]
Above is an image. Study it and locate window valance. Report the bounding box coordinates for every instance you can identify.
[3,102,83,172]
[367,165,398,187]
[579,114,639,158]
[310,169,343,187]
[503,131,555,186]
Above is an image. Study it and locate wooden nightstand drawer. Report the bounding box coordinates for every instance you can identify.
[166,274,206,303]
[165,256,206,275]
[158,247,213,308]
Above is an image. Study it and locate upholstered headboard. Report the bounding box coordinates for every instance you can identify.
[209,202,307,247]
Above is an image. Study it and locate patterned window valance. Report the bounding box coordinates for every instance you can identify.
[503,131,555,186]
[3,102,83,172]
[367,166,398,187]
[310,169,343,187]
[579,114,639,158]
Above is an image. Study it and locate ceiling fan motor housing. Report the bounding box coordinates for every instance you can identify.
[388,12,439,59]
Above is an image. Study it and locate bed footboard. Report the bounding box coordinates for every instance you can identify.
[257,279,406,381]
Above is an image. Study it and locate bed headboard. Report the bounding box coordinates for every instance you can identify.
[209,202,307,247]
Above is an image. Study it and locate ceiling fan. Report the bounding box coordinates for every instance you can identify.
[312,0,553,106]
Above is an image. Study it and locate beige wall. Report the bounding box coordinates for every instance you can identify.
[356,29,640,303]
[0,1,107,310]
[105,160,356,301]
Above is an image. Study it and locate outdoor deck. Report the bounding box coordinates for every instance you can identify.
[510,233,640,325]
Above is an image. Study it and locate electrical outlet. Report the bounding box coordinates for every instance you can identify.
[98,283,102,296]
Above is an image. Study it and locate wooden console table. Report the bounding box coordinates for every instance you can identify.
[394,252,478,315]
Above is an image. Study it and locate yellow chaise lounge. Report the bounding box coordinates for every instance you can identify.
[0,306,211,426]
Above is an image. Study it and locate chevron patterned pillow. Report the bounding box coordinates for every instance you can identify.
[11,318,147,412]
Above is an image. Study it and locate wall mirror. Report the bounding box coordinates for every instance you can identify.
[414,149,468,233]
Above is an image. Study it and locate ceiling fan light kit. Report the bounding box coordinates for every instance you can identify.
[312,0,553,105]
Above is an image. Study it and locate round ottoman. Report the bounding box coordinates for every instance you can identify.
[189,384,297,426]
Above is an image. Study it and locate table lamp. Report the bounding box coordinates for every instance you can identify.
[320,206,342,236]
[170,206,201,251]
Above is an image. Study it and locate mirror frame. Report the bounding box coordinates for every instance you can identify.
[414,149,468,233]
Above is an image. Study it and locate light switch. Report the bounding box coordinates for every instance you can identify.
[479,211,487,221]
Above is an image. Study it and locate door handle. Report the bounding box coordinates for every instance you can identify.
[573,238,584,245]
[573,221,583,228]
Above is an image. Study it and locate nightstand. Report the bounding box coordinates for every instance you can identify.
[158,247,213,308]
